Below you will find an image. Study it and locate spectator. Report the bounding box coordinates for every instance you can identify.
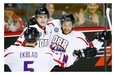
[73,8,84,27]
[47,3,55,21]
[4,3,24,32]
[76,3,104,27]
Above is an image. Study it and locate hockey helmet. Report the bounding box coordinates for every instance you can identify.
[24,27,40,42]
[61,13,75,25]
[35,7,49,18]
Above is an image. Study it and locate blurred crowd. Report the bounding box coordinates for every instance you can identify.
[4,3,112,32]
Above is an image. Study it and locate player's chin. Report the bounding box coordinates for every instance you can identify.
[40,24,46,27]
[64,32,70,35]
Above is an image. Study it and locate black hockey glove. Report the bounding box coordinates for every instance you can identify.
[95,31,111,42]
[83,47,97,58]
[73,47,97,59]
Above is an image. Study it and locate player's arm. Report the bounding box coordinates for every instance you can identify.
[75,31,111,50]
[4,47,14,65]
[4,46,17,72]
[14,28,27,46]
[91,31,111,50]
[47,19,61,32]
[14,17,37,46]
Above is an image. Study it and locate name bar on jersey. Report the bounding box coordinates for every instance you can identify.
[20,51,38,58]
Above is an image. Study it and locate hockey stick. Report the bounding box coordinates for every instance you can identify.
[103,3,107,71]
[103,3,112,71]
[106,7,112,31]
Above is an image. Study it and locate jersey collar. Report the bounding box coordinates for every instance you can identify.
[38,25,46,34]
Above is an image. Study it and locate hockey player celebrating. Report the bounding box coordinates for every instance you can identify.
[47,13,98,68]
[14,7,51,48]
[4,27,55,72]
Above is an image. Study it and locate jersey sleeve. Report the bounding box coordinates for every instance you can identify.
[72,31,86,39]
[92,39,103,50]
[72,31,103,48]
[14,28,27,46]
[4,46,15,65]
[73,31,103,50]
[47,19,61,33]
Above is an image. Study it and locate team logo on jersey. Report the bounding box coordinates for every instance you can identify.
[54,27,59,32]
[50,43,65,52]
[51,35,69,50]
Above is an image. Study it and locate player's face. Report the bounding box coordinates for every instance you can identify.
[36,15,48,27]
[87,3,99,14]
[62,21,73,35]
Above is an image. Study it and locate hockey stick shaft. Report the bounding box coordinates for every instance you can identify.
[103,3,108,71]
[106,8,112,30]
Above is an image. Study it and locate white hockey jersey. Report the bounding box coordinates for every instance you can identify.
[48,19,103,50]
[15,24,52,48]
[4,45,55,72]
[47,19,104,67]
[70,30,103,50]
[47,19,88,67]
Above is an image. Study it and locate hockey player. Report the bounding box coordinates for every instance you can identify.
[14,7,51,48]
[4,27,55,72]
[47,13,98,68]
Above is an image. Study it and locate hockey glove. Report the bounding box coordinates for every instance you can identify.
[73,47,97,59]
[95,31,111,42]
[83,47,97,58]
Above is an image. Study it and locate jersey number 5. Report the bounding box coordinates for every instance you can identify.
[24,61,34,72]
